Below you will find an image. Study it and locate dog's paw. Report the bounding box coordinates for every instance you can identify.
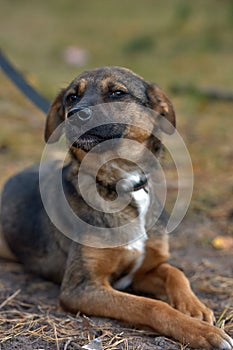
[183,319,233,350]
[168,289,215,324]
[162,312,233,350]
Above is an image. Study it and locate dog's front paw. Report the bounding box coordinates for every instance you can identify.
[151,305,233,350]
[165,311,233,350]
[182,318,233,350]
[168,288,215,324]
[164,265,215,323]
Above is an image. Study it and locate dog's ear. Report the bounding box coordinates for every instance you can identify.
[146,84,176,134]
[44,89,66,143]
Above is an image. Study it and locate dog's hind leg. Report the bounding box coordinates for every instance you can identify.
[0,226,17,260]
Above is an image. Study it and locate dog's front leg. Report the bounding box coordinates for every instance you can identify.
[156,263,215,323]
[60,244,233,350]
[133,262,215,324]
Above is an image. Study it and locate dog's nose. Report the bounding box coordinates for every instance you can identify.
[67,107,92,121]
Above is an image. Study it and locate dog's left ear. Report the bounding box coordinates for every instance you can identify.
[44,89,65,143]
[146,84,176,134]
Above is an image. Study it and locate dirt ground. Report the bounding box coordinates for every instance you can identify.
[0,216,232,350]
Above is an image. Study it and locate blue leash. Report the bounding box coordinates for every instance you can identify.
[0,49,50,114]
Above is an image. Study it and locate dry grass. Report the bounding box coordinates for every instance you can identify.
[216,308,233,333]
[0,274,232,350]
[0,295,152,349]
[0,305,232,349]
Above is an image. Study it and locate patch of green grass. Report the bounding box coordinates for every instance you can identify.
[123,34,155,54]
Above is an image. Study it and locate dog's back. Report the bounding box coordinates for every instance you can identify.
[1,163,70,282]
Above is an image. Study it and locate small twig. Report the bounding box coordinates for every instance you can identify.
[52,321,60,350]
[216,307,233,329]
[63,339,72,350]
[0,289,21,309]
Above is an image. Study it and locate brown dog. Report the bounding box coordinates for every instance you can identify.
[1,67,232,349]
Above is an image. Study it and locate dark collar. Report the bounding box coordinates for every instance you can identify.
[132,176,148,191]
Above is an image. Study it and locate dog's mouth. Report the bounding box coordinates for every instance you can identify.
[72,133,111,152]
[68,124,126,152]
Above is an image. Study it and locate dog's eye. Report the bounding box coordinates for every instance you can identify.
[66,93,79,104]
[109,90,127,98]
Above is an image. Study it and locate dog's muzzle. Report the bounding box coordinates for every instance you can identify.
[67,107,92,122]
[65,105,126,152]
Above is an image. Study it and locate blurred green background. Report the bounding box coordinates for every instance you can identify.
[1,0,233,229]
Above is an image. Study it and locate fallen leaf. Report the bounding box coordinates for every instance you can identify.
[212,236,233,250]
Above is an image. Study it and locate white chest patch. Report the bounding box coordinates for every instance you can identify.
[113,234,147,290]
[132,188,150,216]
[113,185,150,291]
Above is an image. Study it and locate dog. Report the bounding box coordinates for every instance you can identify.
[0,67,232,350]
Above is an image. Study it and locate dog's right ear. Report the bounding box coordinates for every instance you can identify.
[146,84,176,134]
[44,89,66,143]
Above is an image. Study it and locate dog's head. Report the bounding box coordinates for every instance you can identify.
[45,66,175,162]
